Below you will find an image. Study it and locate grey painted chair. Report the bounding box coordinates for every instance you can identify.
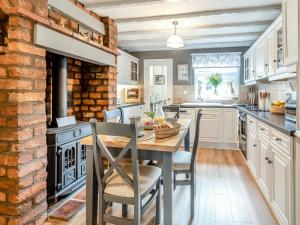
[172,109,202,218]
[162,105,180,118]
[91,121,161,225]
[103,108,123,123]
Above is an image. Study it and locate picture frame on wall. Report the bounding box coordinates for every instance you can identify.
[154,75,165,85]
[178,64,189,81]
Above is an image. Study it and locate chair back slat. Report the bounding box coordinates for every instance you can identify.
[162,105,180,118]
[91,121,139,191]
[191,109,202,167]
[104,108,123,123]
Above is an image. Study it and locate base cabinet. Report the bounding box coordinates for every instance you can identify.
[270,145,293,225]
[246,118,294,225]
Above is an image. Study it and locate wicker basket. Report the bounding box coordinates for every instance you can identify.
[143,125,154,130]
[153,122,181,139]
[270,105,285,115]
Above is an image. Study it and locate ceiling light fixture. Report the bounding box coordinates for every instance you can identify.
[166,21,184,49]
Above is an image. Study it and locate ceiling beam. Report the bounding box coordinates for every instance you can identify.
[118,31,262,45]
[115,4,281,23]
[85,0,162,8]
[118,20,272,35]
[122,40,254,52]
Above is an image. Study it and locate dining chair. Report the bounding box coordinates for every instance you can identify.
[162,105,180,118]
[103,108,123,123]
[91,121,161,225]
[172,109,202,217]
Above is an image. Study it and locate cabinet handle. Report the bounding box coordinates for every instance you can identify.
[249,121,253,123]
[260,128,265,131]
[267,160,273,164]
[264,64,269,67]
[275,137,281,142]
[265,157,269,161]
[253,144,257,147]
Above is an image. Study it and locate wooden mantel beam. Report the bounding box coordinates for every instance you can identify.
[115,4,281,23]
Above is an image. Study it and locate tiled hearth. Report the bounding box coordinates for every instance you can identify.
[0,0,118,224]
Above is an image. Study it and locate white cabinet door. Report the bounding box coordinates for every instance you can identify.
[270,145,293,225]
[179,108,196,145]
[255,39,268,79]
[258,137,271,200]
[199,115,222,142]
[223,109,238,143]
[283,0,298,68]
[247,128,258,177]
[117,50,139,85]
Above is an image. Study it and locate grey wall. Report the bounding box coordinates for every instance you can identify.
[130,47,249,86]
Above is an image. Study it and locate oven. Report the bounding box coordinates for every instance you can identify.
[238,110,247,159]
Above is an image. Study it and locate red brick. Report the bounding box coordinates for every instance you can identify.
[33,103,45,114]
[33,124,46,136]
[0,216,6,224]
[0,192,6,201]
[7,115,46,128]
[0,79,32,90]
[96,99,109,105]
[8,181,46,204]
[34,146,47,158]
[0,104,33,116]
[0,68,6,77]
[7,158,46,178]
[34,58,46,68]
[89,106,101,112]
[82,112,94,118]
[8,67,46,79]
[0,143,8,152]
[0,128,33,141]
[0,54,31,66]
[7,27,32,42]
[0,153,33,166]
[8,92,45,102]
[9,16,32,30]
[8,42,45,57]
[34,80,46,90]
[24,136,46,149]
[82,99,95,105]
[0,167,6,176]
[90,92,101,99]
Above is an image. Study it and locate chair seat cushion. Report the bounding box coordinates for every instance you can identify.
[173,151,192,171]
[105,164,161,199]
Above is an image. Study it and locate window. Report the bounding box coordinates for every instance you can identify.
[192,52,241,101]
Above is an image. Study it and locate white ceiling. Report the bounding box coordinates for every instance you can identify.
[79,0,282,52]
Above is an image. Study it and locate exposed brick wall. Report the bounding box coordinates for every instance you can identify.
[0,0,117,223]
[0,1,48,224]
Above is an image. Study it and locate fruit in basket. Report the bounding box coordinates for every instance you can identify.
[154,116,165,125]
[271,100,285,107]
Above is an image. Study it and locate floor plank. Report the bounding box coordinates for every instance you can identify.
[44,148,279,225]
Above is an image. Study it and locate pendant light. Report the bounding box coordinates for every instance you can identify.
[166,21,184,49]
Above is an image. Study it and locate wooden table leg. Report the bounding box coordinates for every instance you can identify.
[86,145,98,225]
[163,152,173,225]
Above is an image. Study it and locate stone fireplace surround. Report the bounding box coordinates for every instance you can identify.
[0,0,117,224]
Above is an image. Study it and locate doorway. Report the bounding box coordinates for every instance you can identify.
[144,59,173,111]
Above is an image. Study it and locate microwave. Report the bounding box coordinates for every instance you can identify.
[125,87,141,103]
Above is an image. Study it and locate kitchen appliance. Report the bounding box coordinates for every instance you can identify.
[238,110,247,159]
[125,87,141,103]
[285,92,296,122]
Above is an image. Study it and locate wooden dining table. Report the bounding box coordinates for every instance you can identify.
[81,118,192,225]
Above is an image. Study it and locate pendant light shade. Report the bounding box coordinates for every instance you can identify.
[166,21,184,48]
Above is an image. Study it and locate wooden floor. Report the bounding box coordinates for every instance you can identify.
[45,148,279,225]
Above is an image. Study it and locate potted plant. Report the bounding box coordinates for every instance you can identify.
[207,73,223,95]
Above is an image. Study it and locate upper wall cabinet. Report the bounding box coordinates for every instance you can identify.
[282,0,298,73]
[117,49,139,85]
[244,13,297,82]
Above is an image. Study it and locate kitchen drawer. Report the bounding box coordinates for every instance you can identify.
[247,115,257,131]
[270,128,292,157]
[257,121,270,139]
[200,108,222,117]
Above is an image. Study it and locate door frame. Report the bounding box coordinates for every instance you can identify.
[144,59,173,111]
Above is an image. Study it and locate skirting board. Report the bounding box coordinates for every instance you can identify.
[182,141,239,150]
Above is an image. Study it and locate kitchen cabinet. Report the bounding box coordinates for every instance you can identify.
[244,50,256,85]
[257,137,271,200]
[247,123,258,177]
[223,109,238,143]
[117,49,139,85]
[179,107,238,148]
[245,118,294,225]
[121,104,144,124]
[282,0,298,72]
[255,39,268,79]
[199,109,223,143]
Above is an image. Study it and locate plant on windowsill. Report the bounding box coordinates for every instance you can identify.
[207,73,223,95]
